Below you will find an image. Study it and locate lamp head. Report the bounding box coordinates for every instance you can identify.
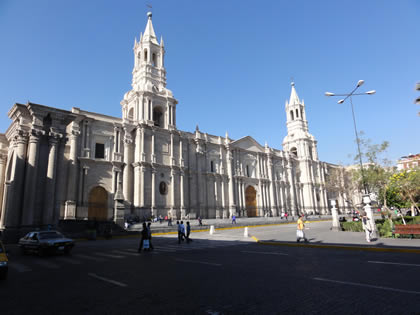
[325,92,335,96]
[357,80,365,87]
[365,90,376,95]
[337,99,345,104]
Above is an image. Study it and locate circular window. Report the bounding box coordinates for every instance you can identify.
[159,181,168,195]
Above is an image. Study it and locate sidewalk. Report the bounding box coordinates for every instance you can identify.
[248,220,420,253]
[129,215,324,234]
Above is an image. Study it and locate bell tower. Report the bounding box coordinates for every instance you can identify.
[282,82,321,215]
[282,82,318,160]
[121,12,177,129]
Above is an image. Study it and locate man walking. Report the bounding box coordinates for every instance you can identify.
[361,211,373,242]
[296,214,308,243]
[138,222,149,252]
[186,221,191,243]
[232,214,236,224]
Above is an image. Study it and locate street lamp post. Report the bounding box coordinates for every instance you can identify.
[325,80,378,239]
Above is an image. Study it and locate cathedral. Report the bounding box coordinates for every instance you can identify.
[0,13,336,239]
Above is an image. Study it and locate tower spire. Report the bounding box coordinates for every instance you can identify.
[142,12,158,44]
[289,82,300,105]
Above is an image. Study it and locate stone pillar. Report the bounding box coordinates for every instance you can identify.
[214,177,220,218]
[226,148,236,217]
[140,166,145,208]
[287,162,297,216]
[123,129,133,208]
[22,129,43,225]
[170,168,176,219]
[0,154,7,227]
[43,130,62,225]
[221,179,226,218]
[267,154,277,216]
[133,163,140,207]
[258,180,263,217]
[5,131,28,227]
[180,170,186,218]
[151,130,156,163]
[151,167,156,217]
[64,128,79,220]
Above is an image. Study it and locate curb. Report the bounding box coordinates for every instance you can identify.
[251,236,420,254]
[72,219,330,241]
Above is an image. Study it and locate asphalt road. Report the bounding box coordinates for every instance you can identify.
[2,228,420,314]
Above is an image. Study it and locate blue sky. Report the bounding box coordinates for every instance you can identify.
[0,0,419,165]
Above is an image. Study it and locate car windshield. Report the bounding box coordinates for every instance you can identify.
[38,232,64,240]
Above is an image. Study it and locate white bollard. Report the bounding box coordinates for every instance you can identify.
[244,227,249,237]
[209,225,215,235]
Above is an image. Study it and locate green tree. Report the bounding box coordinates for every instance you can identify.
[389,168,420,214]
[325,167,360,213]
[350,132,395,208]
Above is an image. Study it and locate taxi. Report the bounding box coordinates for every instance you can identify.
[0,240,8,280]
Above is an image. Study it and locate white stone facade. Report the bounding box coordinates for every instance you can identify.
[0,13,338,236]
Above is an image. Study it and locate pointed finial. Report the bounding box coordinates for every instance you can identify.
[196,124,199,131]
[147,12,152,19]
[291,82,295,87]
[265,141,268,148]
[160,35,164,47]
[139,32,143,42]
[225,131,229,139]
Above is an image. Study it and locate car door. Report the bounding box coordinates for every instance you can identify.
[27,233,40,250]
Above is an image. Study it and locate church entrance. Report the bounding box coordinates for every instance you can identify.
[88,186,108,221]
[245,186,257,217]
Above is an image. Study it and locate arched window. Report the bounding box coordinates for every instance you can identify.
[296,108,299,118]
[290,110,294,120]
[152,53,157,66]
[128,108,134,121]
[291,147,298,157]
[153,107,163,127]
[144,49,148,62]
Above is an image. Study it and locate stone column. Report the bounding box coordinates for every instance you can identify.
[123,129,134,208]
[22,129,43,225]
[151,130,156,163]
[214,177,220,218]
[43,130,62,225]
[5,131,28,227]
[180,170,186,218]
[267,155,277,216]
[0,154,8,226]
[170,168,176,219]
[151,167,156,217]
[64,128,79,220]
[286,160,297,216]
[226,148,236,217]
[133,163,140,208]
[221,179,226,218]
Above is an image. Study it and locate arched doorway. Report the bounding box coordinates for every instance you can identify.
[88,186,108,221]
[245,186,257,217]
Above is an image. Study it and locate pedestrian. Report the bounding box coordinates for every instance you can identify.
[198,216,203,226]
[361,211,373,242]
[138,222,149,252]
[186,221,191,243]
[180,221,186,242]
[232,214,236,224]
[168,216,173,226]
[296,214,308,243]
[147,222,154,250]
[177,221,182,243]
[281,212,285,220]
[285,212,288,221]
